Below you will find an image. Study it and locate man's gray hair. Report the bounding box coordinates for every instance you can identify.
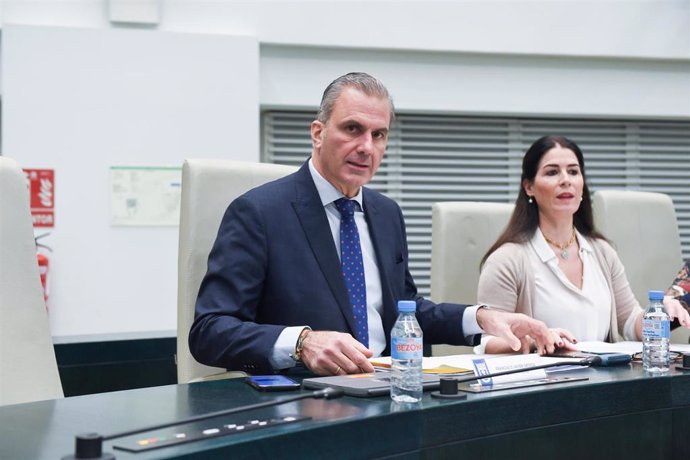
[316,72,395,124]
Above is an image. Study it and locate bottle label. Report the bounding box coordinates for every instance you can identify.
[642,319,670,339]
[391,337,423,360]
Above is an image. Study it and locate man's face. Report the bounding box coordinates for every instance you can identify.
[311,87,390,197]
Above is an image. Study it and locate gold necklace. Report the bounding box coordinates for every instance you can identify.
[542,227,577,260]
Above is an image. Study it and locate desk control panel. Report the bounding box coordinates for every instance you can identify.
[113,415,309,453]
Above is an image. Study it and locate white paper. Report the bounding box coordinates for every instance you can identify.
[110,166,181,226]
[370,353,589,375]
[370,355,473,373]
[576,340,690,355]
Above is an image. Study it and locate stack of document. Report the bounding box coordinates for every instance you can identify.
[575,340,690,355]
[368,341,690,381]
[369,355,473,375]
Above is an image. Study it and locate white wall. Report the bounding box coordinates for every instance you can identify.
[0,1,688,339]
[167,1,690,59]
[5,1,687,59]
[2,25,258,337]
[260,45,690,118]
[191,0,689,118]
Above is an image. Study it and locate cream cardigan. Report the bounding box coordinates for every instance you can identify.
[477,236,642,343]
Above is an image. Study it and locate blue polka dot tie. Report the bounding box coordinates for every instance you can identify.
[334,198,369,348]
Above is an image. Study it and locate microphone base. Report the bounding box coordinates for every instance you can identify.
[430,391,467,400]
[61,454,115,460]
[62,432,114,460]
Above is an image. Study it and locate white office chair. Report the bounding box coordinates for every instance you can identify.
[177,159,297,383]
[592,189,687,342]
[0,157,63,405]
[430,201,514,356]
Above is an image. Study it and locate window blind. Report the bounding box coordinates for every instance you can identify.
[263,111,690,297]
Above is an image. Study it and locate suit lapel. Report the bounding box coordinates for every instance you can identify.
[363,189,398,336]
[291,163,356,334]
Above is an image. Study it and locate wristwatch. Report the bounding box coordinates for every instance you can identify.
[670,285,688,297]
[293,327,311,363]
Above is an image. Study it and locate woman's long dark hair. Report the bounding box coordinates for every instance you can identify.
[481,135,606,267]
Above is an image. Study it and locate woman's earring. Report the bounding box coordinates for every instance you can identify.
[580,196,583,202]
[528,196,534,204]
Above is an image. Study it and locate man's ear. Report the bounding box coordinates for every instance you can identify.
[311,120,324,149]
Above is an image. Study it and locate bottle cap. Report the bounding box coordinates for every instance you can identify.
[648,290,665,301]
[397,300,417,312]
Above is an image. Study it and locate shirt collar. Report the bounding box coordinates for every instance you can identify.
[576,230,593,254]
[308,158,364,209]
[531,230,556,263]
[530,227,592,263]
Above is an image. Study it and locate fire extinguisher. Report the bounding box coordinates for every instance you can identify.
[35,233,52,309]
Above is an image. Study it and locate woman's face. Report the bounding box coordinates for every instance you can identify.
[523,145,584,222]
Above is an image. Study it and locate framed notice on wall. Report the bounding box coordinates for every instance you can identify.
[110,166,181,226]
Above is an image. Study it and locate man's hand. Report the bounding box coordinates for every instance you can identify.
[516,328,579,354]
[300,330,375,375]
[664,296,690,328]
[477,308,574,355]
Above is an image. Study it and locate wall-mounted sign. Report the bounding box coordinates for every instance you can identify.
[110,166,181,226]
[23,169,55,228]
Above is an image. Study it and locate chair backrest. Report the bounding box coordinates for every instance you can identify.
[0,157,63,405]
[430,201,513,355]
[592,190,683,307]
[177,159,297,383]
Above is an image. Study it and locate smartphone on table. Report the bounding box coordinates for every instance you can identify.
[245,375,301,392]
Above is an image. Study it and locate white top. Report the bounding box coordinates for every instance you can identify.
[530,229,612,341]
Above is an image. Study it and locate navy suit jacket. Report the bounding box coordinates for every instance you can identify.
[189,161,476,374]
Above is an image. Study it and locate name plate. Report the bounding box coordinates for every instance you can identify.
[471,354,546,386]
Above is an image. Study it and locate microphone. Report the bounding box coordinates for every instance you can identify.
[432,354,629,399]
[61,388,345,460]
[580,355,603,367]
[455,357,595,385]
[587,353,631,366]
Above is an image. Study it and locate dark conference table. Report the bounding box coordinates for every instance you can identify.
[2,364,690,460]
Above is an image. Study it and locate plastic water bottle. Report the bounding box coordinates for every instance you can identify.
[642,290,670,373]
[390,300,423,403]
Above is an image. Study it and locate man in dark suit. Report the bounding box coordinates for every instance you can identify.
[190,72,555,376]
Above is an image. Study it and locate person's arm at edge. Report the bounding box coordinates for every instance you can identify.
[189,196,284,374]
